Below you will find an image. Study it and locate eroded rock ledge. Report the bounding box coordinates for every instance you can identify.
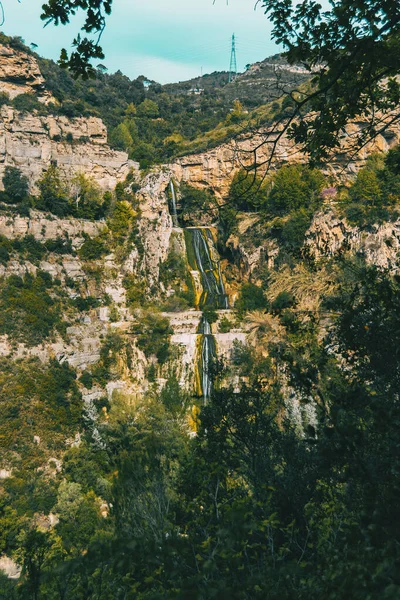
[0,106,138,192]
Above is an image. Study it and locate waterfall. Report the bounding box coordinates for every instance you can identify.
[169,181,179,228]
[199,315,216,404]
[166,182,229,403]
[186,228,229,309]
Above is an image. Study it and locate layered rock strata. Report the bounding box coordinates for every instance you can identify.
[0,107,137,192]
[0,44,51,102]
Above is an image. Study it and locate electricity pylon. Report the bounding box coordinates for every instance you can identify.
[229,33,237,83]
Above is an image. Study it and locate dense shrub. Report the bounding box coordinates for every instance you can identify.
[1,166,29,204]
[12,93,44,114]
[345,146,400,226]
[0,236,12,265]
[235,282,267,314]
[78,235,108,261]
[272,209,314,255]
[72,296,100,311]
[0,357,82,465]
[179,183,217,226]
[228,168,266,212]
[107,200,137,245]
[70,173,108,220]
[0,272,64,345]
[131,310,173,363]
[266,164,325,216]
[12,235,46,263]
[123,274,147,308]
[44,236,74,254]
[91,332,126,385]
[37,165,69,216]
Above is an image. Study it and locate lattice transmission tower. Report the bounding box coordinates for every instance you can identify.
[229,33,237,83]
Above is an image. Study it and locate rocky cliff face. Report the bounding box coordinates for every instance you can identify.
[0,43,138,192]
[0,44,51,102]
[0,106,137,192]
[0,209,103,244]
[0,38,399,426]
[306,209,400,271]
[171,120,400,200]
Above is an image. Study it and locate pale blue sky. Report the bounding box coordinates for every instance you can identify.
[1,0,279,83]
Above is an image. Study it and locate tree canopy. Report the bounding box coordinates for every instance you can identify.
[257,0,400,163]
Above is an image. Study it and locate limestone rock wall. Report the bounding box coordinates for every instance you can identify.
[0,106,137,192]
[0,209,104,245]
[136,168,175,285]
[306,209,400,270]
[170,119,400,201]
[0,44,51,102]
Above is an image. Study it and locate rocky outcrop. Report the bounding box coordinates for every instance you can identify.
[136,168,176,285]
[0,106,138,192]
[305,209,400,270]
[0,209,104,244]
[0,44,51,102]
[0,556,21,580]
[171,118,400,201]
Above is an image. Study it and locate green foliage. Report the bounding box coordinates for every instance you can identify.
[271,290,296,311]
[160,376,190,416]
[0,357,82,465]
[0,272,65,345]
[0,235,12,265]
[218,201,238,242]
[136,98,159,118]
[219,315,233,332]
[228,168,266,212]
[44,236,74,254]
[266,164,325,216]
[235,282,267,314]
[70,173,108,219]
[1,166,29,204]
[202,307,218,324]
[261,0,400,161]
[72,295,100,311]
[109,122,133,150]
[350,167,382,205]
[345,145,400,226]
[11,235,46,263]
[53,480,100,553]
[78,234,108,261]
[175,183,216,227]
[107,200,137,245]
[91,331,126,385]
[4,264,400,599]
[159,247,186,286]
[123,273,146,308]
[131,309,173,364]
[12,93,43,113]
[37,165,69,216]
[272,208,314,255]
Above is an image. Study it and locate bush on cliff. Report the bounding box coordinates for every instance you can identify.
[0,166,30,205]
[266,164,325,216]
[0,272,65,345]
[345,146,400,226]
[36,165,69,216]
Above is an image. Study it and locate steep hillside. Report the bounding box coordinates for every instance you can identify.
[1,38,400,598]
[0,34,312,168]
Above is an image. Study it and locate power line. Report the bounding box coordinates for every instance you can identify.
[229,33,237,83]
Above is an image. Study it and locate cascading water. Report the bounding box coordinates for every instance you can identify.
[199,316,216,404]
[186,228,228,402]
[185,227,229,309]
[167,180,229,403]
[169,181,179,228]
